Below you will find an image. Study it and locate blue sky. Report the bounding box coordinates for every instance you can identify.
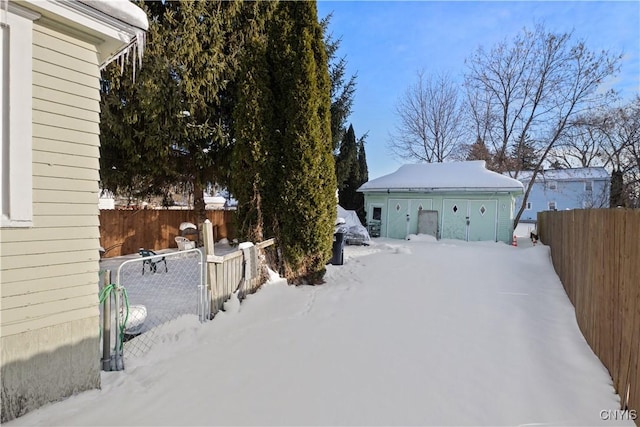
[316,1,640,180]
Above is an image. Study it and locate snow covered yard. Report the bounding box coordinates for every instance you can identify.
[7,238,632,426]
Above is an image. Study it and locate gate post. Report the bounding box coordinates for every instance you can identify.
[202,220,218,318]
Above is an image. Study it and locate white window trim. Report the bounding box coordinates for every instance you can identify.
[1,5,38,228]
[548,201,557,210]
[585,180,593,192]
[526,202,532,210]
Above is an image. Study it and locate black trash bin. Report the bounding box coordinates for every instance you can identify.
[330,231,345,265]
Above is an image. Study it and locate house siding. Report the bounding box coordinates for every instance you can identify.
[363,192,516,244]
[0,21,102,422]
[517,176,610,222]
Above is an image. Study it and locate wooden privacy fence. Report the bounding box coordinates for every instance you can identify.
[99,210,236,257]
[538,209,640,419]
[202,220,278,317]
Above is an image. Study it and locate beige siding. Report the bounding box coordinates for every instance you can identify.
[32,137,99,158]
[0,22,102,337]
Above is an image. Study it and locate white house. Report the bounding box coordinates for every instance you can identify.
[0,0,147,421]
[511,167,610,222]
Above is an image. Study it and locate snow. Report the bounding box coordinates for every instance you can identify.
[79,0,149,30]
[6,239,631,426]
[336,205,370,244]
[359,160,524,192]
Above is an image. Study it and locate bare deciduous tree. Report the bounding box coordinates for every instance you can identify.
[464,23,621,227]
[548,113,606,168]
[599,96,640,207]
[389,70,465,163]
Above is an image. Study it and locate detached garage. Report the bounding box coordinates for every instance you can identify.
[358,161,524,243]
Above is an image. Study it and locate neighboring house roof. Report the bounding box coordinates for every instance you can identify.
[358,161,524,193]
[510,167,610,182]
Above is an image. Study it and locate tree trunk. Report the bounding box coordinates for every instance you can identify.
[193,175,207,246]
[610,169,626,208]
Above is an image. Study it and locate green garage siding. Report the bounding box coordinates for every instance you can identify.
[358,162,523,244]
[363,192,516,243]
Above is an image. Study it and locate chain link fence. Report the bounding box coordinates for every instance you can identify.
[100,248,207,370]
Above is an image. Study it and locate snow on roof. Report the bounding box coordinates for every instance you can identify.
[512,167,610,181]
[358,161,524,193]
[75,0,148,75]
[78,0,149,30]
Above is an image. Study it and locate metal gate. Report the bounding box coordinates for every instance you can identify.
[100,248,207,370]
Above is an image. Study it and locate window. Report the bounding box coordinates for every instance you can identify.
[1,6,36,228]
[372,207,382,221]
[548,201,556,210]
[526,202,532,210]
[585,181,593,192]
[547,181,557,190]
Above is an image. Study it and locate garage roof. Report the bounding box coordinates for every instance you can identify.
[358,161,524,193]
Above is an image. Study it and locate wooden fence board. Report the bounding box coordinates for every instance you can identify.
[99,210,236,257]
[538,209,640,424]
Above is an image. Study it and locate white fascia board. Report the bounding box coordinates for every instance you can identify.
[21,0,146,66]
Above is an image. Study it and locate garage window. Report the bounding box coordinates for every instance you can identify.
[372,206,382,221]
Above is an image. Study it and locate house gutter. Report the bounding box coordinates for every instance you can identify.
[359,187,524,194]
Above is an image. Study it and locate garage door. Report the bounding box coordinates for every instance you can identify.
[468,200,497,241]
[387,199,433,239]
[387,199,409,239]
[442,199,468,240]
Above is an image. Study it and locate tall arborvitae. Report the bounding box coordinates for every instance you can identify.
[230,2,277,243]
[264,1,336,284]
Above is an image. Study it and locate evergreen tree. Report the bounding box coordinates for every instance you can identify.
[355,134,369,223]
[230,3,276,243]
[320,14,357,153]
[336,124,358,191]
[465,137,496,171]
[99,2,179,201]
[336,124,369,224]
[610,169,626,207]
[100,1,259,224]
[263,1,336,284]
[510,133,539,172]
